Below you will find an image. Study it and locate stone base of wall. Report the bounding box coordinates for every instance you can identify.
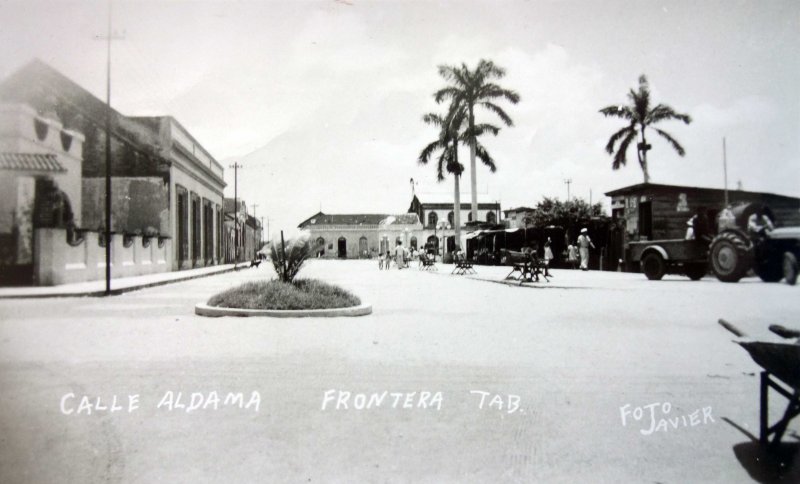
[34,228,172,286]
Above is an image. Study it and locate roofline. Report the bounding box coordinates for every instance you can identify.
[604,182,800,200]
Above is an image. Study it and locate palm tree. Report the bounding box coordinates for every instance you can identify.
[419,107,498,253]
[434,60,520,222]
[600,75,692,183]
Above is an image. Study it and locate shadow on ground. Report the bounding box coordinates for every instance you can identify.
[724,417,800,482]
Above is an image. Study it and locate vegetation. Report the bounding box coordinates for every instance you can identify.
[418,110,467,247]
[599,74,692,183]
[433,60,519,222]
[270,234,310,283]
[530,197,604,228]
[207,279,361,310]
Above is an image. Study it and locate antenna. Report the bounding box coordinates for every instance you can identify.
[564,178,572,201]
[723,137,729,206]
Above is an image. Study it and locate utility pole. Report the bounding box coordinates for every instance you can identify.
[260,216,264,251]
[95,0,124,295]
[723,137,729,207]
[250,203,258,260]
[564,178,572,202]
[229,162,242,267]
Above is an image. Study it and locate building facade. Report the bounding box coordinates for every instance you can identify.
[297,213,422,259]
[0,60,225,284]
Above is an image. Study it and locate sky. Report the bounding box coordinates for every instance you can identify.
[1,0,798,237]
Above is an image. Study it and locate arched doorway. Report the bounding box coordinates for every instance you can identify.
[379,235,389,254]
[315,237,325,257]
[337,236,347,258]
[486,211,496,224]
[426,235,438,254]
[358,236,368,258]
[410,236,417,250]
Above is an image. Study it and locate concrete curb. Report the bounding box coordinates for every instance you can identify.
[194,302,373,318]
[194,303,372,318]
[0,266,238,299]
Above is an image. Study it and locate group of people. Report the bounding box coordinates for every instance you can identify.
[378,241,423,270]
[565,227,595,271]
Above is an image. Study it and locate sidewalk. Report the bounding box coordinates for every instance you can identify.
[0,263,239,299]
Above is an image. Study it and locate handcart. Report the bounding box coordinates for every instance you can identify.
[719,319,800,448]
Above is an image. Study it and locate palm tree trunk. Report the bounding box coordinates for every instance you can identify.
[468,106,478,223]
[638,126,650,183]
[453,140,462,253]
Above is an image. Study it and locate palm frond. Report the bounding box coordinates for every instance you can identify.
[653,128,687,156]
[599,104,633,120]
[474,141,497,172]
[478,101,513,126]
[434,86,461,104]
[605,125,635,155]
[613,130,637,170]
[647,104,692,125]
[477,83,520,103]
[467,123,500,138]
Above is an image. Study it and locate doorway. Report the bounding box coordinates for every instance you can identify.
[337,237,347,258]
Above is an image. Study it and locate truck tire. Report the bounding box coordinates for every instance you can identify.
[784,252,798,286]
[684,263,707,281]
[755,256,784,282]
[709,231,752,283]
[641,252,666,280]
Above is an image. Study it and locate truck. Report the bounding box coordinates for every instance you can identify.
[627,202,800,284]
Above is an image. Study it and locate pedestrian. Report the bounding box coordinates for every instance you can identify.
[378,251,385,270]
[543,237,554,277]
[384,251,392,270]
[567,244,578,269]
[394,240,406,269]
[577,228,595,271]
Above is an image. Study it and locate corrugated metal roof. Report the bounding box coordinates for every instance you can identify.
[0,152,65,172]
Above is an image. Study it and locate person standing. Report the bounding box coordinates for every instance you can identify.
[394,241,406,269]
[543,237,554,277]
[567,244,578,269]
[577,228,595,271]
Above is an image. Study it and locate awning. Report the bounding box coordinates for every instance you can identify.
[0,153,65,172]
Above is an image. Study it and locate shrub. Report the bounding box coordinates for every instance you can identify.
[207,278,360,310]
[270,233,310,283]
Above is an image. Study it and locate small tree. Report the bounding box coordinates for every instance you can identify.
[270,233,310,284]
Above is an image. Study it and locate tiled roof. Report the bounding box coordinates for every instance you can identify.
[299,213,420,228]
[0,152,65,172]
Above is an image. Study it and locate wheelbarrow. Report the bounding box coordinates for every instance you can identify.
[719,319,800,449]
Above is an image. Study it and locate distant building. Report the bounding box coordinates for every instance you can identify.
[223,198,262,262]
[502,206,537,229]
[0,59,225,284]
[407,194,501,253]
[297,212,422,259]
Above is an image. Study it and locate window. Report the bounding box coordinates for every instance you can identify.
[487,212,496,224]
[448,211,454,226]
[428,211,438,227]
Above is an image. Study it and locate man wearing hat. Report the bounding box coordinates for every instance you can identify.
[577,228,595,271]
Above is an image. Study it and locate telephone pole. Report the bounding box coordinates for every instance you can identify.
[250,203,258,259]
[564,178,572,202]
[95,0,124,295]
[229,162,242,267]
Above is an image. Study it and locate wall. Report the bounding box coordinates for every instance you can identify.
[82,177,169,234]
[34,228,171,285]
[305,224,423,259]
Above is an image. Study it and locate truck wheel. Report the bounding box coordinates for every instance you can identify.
[641,252,666,280]
[709,231,752,283]
[755,256,784,282]
[784,252,798,286]
[684,263,706,281]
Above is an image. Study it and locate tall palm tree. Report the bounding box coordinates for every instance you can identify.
[434,60,520,222]
[419,107,498,253]
[600,75,692,183]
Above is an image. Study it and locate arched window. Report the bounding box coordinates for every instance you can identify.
[428,211,438,227]
[447,211,454,226]
[316,237,325,247]
[487,211,496,224]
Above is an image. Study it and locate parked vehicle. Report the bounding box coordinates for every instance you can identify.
[628,202,800,284]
